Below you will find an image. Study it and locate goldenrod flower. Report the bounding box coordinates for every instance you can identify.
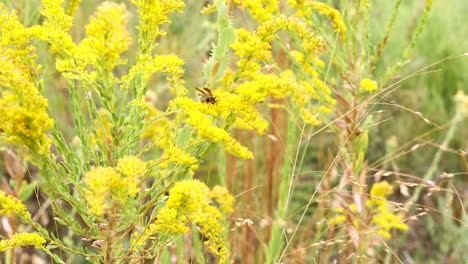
[0,233,46,251]
[234,0,279,23]
[161,145,198,165]
[66,0,83,15]
[84,167,125,216]
[370,180,393,204]
[40,0,77,57]
[289,0,347,38]
[117,156,147,197]
[210,186,235,214]
[0,4,42,68]
[0,191,31,220]
[78,2,131,73]
[331,181,408,240]
[0,49,54,156]
[360,78,378,92]
[149,180,232,262]
[171,97,254,159]
[132,0,185,54]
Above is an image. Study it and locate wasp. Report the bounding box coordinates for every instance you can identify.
[196,87,217,104]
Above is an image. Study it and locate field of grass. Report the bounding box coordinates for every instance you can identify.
[0,0,466,263]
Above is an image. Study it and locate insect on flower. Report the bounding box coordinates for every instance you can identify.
[196,87,217,104]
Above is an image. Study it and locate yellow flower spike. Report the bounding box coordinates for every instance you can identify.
[132,0,185,54]
[78,1,131,73]
[0,4,42,68]
[154,207,190,234]
[210,186,235,214]
[40,0,78,57]
[66,0,83,15]
[256,16,324,54]
[234,0,279,23]
[125,54,186,94]
[289,0,347,38]
[0,233,46,252]
[0,191,32,220]
[360,78,378,92]
[116,156,147,197]
[171,97,254,159]
[230,28,272,61]
[141,102,174,148]
[152,180,233,262]
[83,167,124,216]
[370,180,393,204]
[162,145,198,165]
[0,49,54,156]
[300,108,321,125]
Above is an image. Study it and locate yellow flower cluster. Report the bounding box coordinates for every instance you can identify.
[229,16,336,125]
[170,97,254,159]
[66,0,83,15]
[330,181,408,239]
[125,54,186,95]
[360,78,378,92]
[40,0,77,57]
[141,101,174,146]
[231,16,323,77]
[0,49,54,156]
[0,233,46,252]
[84,156,147,216]
[290,49,324,77]
[289,0,347,38]
[140,180,233,262]
[132,0,185,54]
[0,5,53,157]
[233,0,279,23]
[78,2,131,74]
[0,190,32,220]
[0,4,42,67]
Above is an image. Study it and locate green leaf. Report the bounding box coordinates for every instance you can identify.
[19,182,36,200]
[203,1,236,84]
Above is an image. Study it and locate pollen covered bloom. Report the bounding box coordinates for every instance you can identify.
[0,233,46,251]
[170,97,254,159]
[84,167,123,216]
[147,180,233,263]
[132,0,185,54]
[78,1,131,73]
[0,190,32,220]
[330,181,408,239]
[116,156,147,197]
[0,49,54,156]
[229,16,334,126]
[289,0,347,38]
[161,145,198,165]
[360,78,378,92]
[140,101,174,147]
[84,156,148,215]
[234,0,279,23]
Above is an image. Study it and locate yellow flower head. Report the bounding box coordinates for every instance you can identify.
[370,180,393,204]
[234,0,279,23]
[84,167,124,216]
[0,49,53,156]
[0,191,31,220]
[117,156,147,197]
[79,1,132,73]
[132,0,185,53]
[289,0,347,38]
[360,78,378,92]
[0,233,46,252]
[171,97,254,159]
[210,186,235,214]
[150,180,232,262]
